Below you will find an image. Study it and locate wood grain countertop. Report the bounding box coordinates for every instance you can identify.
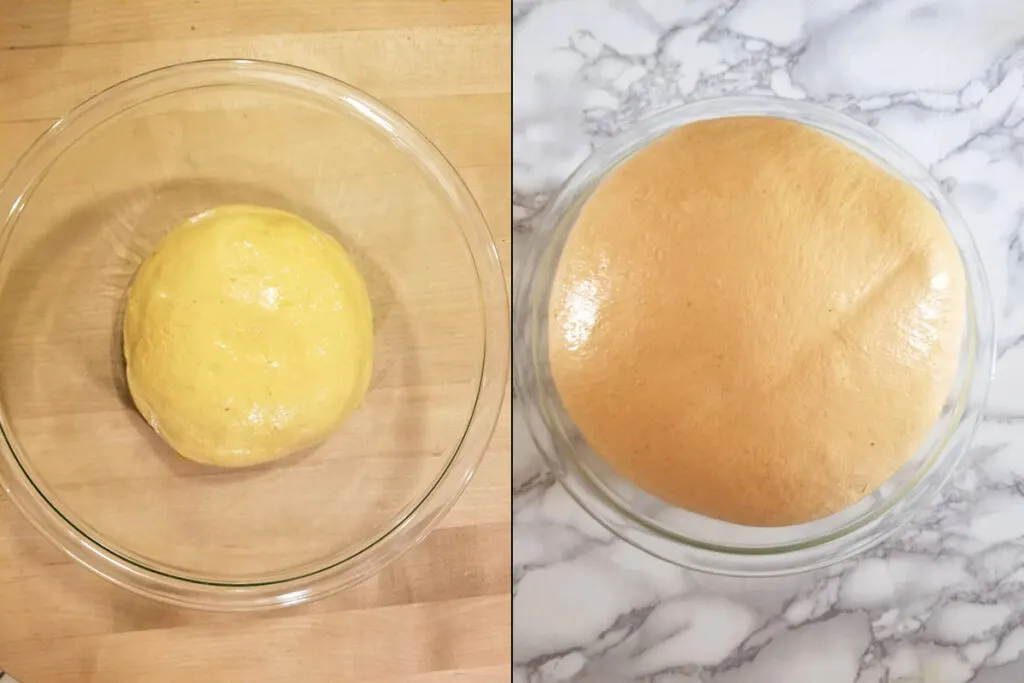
[0,1,511,681]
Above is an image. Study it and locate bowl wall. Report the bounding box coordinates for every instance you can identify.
[0,60,509,608]
[513,96,994,575]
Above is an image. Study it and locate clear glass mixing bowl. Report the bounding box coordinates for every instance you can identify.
[0,59,508,609]
[514,97,994,576]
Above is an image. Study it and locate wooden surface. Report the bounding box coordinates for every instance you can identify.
[0,2,511,681]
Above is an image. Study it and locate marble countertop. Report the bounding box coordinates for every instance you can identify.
[512,1,1024,681]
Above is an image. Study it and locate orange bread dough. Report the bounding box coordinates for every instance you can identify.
[548,116,966,527]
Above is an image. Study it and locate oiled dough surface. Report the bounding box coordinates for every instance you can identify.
[548,117,965,526]
[124,205,373,467]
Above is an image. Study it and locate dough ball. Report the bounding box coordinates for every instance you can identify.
[124,205,373,467]
[548,117,965,526]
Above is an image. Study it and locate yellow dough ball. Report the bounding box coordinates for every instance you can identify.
[124,205,373,467]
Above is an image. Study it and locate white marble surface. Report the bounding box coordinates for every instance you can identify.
[512,1,1024,681]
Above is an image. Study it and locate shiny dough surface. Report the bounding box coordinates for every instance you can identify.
[548,116,966,526]
[124,205,373,467]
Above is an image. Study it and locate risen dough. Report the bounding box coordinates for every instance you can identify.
[124,205,373,467]
[548,116,965,526]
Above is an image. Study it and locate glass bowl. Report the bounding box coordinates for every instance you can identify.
[513,96,994,576]
[0,59,508,609]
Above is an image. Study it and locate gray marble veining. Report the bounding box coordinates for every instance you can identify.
[513,1,1024,681]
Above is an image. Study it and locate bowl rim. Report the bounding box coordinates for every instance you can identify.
[512,95,995,576]
[0,58,510,609]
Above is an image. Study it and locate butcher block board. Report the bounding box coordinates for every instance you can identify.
[0,1,511,681]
